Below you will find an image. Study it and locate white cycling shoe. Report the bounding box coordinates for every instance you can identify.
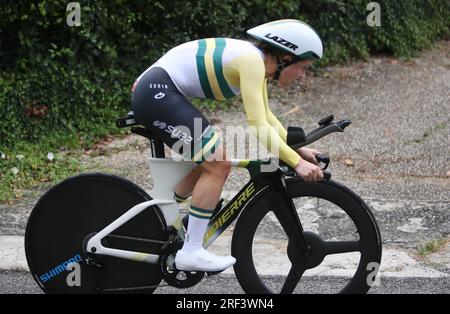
[175,247,236,272]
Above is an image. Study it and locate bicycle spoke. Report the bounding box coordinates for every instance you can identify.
[324,240,361,255]
[280,263,306,294]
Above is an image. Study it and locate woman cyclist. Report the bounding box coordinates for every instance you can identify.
[131,19,324,273]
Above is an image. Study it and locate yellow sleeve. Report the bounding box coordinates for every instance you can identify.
[227,53,300,168]
[262,81,288,143]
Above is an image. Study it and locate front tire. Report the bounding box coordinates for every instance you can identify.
[232,178,382,294]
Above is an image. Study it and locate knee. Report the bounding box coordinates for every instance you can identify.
[201,160,231,181]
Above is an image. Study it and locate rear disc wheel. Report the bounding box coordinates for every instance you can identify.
[25,173,167,293]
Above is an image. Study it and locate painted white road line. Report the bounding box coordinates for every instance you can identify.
[0,236,28,271]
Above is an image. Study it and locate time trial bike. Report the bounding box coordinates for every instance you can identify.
[25,113,382,294]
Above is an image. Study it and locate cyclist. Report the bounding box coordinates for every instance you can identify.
[131,19,324,272]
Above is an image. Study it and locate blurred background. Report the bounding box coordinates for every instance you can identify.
[0,1,449,202]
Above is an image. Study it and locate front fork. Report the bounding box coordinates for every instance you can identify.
[268,171,311,258]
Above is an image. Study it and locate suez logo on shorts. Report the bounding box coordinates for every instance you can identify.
[264,33,298,51]
[152,120,193,144]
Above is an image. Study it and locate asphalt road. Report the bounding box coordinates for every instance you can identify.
[1,271,448,294]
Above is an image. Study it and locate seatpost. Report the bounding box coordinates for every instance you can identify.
[150,138,165,158]
[130,126,166,158]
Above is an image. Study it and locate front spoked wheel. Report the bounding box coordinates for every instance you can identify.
[232,178,382,294]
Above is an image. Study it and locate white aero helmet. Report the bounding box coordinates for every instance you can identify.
[247,19,323,60]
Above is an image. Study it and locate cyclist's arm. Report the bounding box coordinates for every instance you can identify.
[228,53,301,168]
[262,81,288,143]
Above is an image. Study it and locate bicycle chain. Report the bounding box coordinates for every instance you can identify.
[82,230,206,290]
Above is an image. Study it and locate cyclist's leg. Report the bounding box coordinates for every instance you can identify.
[174,149,229,204]
[173,166,204,201]
[173,143,229,206]
[183,144,230,247]
[190,145,230,211]
[131,66,235,271]
[176,144,236,272]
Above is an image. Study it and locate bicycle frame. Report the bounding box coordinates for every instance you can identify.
[87,112,347,265]
[86,157,309,265]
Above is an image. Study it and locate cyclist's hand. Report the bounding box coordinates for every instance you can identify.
[297,147,321,165]
[294,158,323,182]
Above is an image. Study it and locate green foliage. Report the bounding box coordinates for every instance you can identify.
[0,0,449,148]
[297,0,449,65]
[0,139,83,202]
[417,238,449,257]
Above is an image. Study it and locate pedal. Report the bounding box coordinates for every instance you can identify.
[206,270,224,276]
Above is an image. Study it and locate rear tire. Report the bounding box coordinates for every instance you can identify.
[25,173,167,293]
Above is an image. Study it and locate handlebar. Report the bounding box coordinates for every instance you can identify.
[280,114,352,182]
[287,114,352,149]
[277,162,332,182]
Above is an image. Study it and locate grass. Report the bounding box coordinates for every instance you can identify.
[405,120,448,145]
[0,142,82,203]
[0,127,127,203]
[434,122,447,129]
[413,130,431,144]
[417,238,449,258]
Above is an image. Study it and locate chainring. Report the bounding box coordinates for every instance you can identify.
[160,254,205,289]
[159,228,206,289]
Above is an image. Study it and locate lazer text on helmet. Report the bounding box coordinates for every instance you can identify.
[264,33,298,51]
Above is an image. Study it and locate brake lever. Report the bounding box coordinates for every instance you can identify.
[278,164,332,182]
[323,171,331,181]
[315,153,330,170]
